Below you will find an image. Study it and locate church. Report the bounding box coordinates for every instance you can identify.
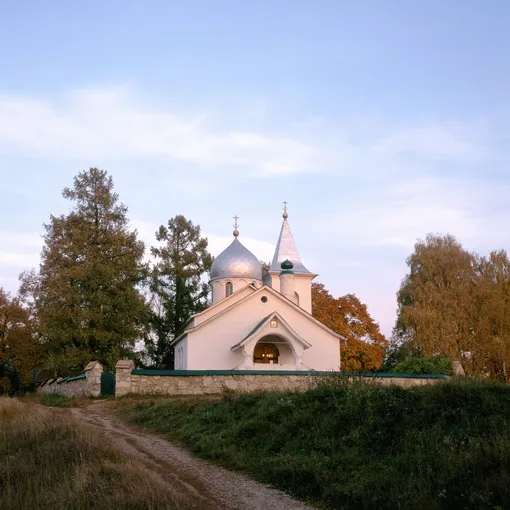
[171,205,342,371]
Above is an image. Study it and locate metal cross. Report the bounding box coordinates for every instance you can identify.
[233,215,239,229]
[283,201,288,214]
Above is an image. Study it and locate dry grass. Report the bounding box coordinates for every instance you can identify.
[0,397,203,510]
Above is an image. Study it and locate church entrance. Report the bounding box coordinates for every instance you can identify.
[252,335,295,366]
[254,342,280,364]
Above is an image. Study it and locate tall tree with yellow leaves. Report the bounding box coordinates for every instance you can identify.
[395,234,477,372]
[472,250,510,381]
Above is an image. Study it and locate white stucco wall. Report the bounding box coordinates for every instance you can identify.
[264,272,315,314]
[293,275,315,314]
[186,288,340,371]
[194,284,254,327]
[210,278,262,305]
[174,337,188,370]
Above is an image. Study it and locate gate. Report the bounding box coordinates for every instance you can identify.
[101,371,116,396]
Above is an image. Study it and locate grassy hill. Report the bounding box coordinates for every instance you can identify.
[121,378,510,509]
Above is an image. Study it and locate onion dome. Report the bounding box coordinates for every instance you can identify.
[280,259,294,275]
[210,217,262,281]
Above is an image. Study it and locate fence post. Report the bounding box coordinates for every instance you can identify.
[115,360,135,397]
[84,361,103,397]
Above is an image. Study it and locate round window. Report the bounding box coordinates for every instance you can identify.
[261,296,268,304]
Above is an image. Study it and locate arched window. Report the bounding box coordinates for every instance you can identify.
[225,281,233,297]
[254,343,280,364]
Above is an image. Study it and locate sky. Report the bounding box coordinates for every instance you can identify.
[1,1,510,337]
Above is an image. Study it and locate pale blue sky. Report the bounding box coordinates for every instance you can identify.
[1,1,510,336]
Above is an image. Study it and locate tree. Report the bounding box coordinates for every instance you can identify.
[395,234,476,372]
[260,261,270,279]
[472,250,510,381]
[0,288,40,389]
[312,283,388,372]
[145,215,213,368]
[20,168,147,373]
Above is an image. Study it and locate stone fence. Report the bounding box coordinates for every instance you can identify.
[114,360,449,397]
[36,361,103,398]
[36,359,450,398]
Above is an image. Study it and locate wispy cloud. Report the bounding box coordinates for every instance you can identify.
[320,175,510,253]
[0,87,327,177]
[0,86,487,181]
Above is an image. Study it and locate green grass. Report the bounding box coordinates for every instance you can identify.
[38,392,76,407]
[120,379,510,510]
[0,398,203,510]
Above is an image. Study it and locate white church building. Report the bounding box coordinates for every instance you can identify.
[171,206,342,371]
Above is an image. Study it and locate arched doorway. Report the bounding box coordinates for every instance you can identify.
[253,342,280,364]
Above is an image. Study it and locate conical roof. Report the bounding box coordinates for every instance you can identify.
[269,215,311,274]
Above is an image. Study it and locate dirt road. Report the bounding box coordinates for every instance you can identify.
[71,402,316,510]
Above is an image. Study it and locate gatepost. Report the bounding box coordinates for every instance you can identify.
[84,361,103,397]
[115,360,135,397]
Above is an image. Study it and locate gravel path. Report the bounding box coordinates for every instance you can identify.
[71,402,316,510]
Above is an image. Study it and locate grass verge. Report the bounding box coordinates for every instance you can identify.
[0,397,202,510]
[120,379,510,510]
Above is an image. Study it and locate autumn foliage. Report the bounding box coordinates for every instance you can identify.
[0,289,40,385]
[312,283,387,372]
[396,234,510,382]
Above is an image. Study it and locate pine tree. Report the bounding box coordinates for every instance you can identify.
[20,168,147,373]
[145,215,212,368]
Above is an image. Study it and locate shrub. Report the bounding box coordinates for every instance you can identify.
[392,355,454,375]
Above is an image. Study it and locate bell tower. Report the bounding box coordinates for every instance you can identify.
[264,203,317,313]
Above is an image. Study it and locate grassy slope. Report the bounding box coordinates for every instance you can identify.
[121,380,510,510]
[0,398,201,510]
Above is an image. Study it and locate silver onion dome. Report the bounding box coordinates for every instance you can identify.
[210,238,262,281]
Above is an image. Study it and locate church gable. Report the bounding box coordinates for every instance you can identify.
[192,283,257,327]
[231,311,312,352]
[180,286,340,371]
[183,284,342,345]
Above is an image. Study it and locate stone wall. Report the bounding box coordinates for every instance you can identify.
[117,366,448,397]
[130,373,317,395]
[37,361,103,398]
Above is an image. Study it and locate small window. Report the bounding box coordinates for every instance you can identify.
[261,296,268,304]
[226,281,233,297]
